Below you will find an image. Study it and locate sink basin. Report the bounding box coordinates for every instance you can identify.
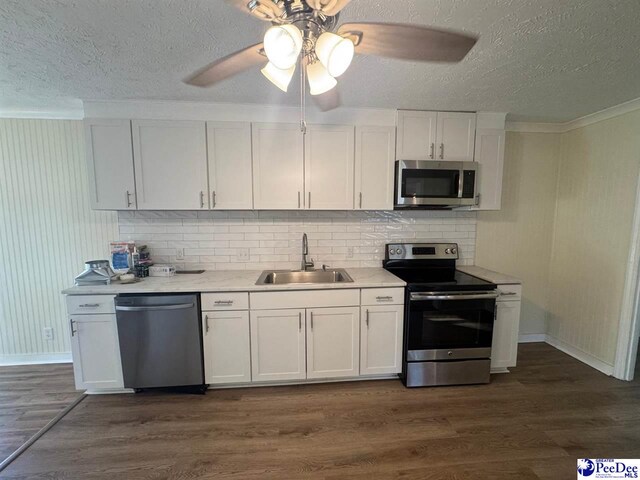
[256,269,354,285]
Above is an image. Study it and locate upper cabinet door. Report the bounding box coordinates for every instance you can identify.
[396,110,437,160]
[207,122,253,210]
[304,124,355,210]
[355,126,396,210]
[252,123,304,210]
[435,112,477,162]
[84,119,136,210]
[472,128,505,210]
[132,120,209,210]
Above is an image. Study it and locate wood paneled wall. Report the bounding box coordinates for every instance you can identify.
[0,119,118,361]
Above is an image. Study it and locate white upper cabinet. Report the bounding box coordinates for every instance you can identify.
[396,110,437,160]
[472,128,505,210]
[84,119,136,210]
[355,126,396,210]
[435,112,477,162]
[132,120,209,210]
[306,307,360,379]
[207,122,253,210]
[304,124,355,210]
[252,123,304,209]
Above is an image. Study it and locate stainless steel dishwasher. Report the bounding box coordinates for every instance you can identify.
[115,294,205,391]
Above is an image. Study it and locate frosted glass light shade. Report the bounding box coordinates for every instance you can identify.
[315,32,354,77]
[263,24,303,70]
[261,62,295,92]
[306,61,337,95]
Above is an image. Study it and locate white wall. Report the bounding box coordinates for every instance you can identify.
[546,109,640,367]
[476,132,560,336]
[0,119,118,363]
[118,210,477,270]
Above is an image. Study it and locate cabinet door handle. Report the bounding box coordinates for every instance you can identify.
[429,143,435,159]
[310,311,313,330]
[359,192,363,209]
[365,309,369,328]
[212,191,216,208]
[69,319,77,337]
[125,190,133,208]
[308,192,311,209]
[439,143,444,159]
[298,312,302,331]
[199,191,205,208]
[205,315,209,333]
[298,191,301,209]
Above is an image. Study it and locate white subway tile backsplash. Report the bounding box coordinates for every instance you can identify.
[118,210,476,270]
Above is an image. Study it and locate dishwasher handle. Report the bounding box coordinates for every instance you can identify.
[115,303,194,312]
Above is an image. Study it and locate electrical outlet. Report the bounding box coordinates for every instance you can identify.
[43,327,54,341]
[236,248,250,261]
[176,247,185,261]
[347,247,354,258]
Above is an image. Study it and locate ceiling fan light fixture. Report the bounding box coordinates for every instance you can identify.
[306,60,337,96]
[263,24,303,70]
[261,62,295,92]
[315,32,354,77]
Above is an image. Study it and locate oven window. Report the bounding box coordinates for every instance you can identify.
[401,169,460,198]
[407,298,494,351]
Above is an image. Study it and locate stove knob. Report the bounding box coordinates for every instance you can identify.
[451,248,457,255]
[445,248,450,254]
[447,351,453,356]
[395,249,402,255]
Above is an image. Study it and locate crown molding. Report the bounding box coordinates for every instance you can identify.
[506,96,640,134]
[0,104,84,120]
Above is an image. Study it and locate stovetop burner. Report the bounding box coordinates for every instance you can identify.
[383,242,496,292]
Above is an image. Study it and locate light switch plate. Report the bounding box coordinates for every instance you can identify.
[176,248,185,261]
[43,327,54,341]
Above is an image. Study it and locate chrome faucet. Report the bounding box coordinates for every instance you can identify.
[301,233,314,271]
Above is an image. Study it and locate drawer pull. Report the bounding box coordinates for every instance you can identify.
[214,300,234,305]
[79,303,100,308]
[500,292,518,296]
[376,296,393,301]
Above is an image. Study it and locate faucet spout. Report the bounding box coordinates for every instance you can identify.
[301,233,314,271]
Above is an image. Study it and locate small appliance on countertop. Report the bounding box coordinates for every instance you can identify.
[383,243,498,387]
[74,260,117,286]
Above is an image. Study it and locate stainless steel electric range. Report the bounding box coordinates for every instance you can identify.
[383,243,498,387]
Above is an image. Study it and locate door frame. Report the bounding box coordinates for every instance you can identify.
[614,168,640,381]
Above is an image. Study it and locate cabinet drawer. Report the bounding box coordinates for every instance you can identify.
[66,295,116,315]
[496,284,522,302]
[250,289,360,310]
[361,288,404,306]
[202,292,249,311]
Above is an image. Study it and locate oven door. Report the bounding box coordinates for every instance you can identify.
[395,160,464,207]
[406,291,498,361]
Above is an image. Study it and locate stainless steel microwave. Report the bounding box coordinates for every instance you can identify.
[395,160,477,209]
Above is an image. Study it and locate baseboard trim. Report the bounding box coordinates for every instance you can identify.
[0,353,72,366]
[518,334,547,343]
[544,335,614,376]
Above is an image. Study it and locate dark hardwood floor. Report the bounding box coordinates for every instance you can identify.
[0,363,77,461]
[2,344,640,479]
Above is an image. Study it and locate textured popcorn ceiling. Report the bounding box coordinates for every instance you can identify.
[1,0,640,122]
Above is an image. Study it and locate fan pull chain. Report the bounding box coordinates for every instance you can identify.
[300,55,307,135]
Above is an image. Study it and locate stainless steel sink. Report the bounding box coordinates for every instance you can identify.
[255,269,354,285]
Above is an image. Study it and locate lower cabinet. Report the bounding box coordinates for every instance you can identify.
[360,305,404,375]
[202,311,251,384]
[307,307,360,379]
[250,309,306,382]
[491,298,521,371]
[69,314,124,390]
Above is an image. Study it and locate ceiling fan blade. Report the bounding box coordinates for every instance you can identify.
[321,0,352,16]
[313,88,341,112]
[338,22,478,63]
[184,43,265,87]
[225,0,283,21]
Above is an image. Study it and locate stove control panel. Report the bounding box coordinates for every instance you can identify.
[386,243,459,260]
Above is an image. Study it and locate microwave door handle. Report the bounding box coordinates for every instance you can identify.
[457,170,464,199]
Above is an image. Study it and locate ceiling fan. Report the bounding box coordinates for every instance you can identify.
[185,0,478,117]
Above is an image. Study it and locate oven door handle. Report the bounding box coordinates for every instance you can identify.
[410,292,499,301]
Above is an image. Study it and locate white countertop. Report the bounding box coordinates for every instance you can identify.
[62,267,406,295]
[458,265,522,285]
